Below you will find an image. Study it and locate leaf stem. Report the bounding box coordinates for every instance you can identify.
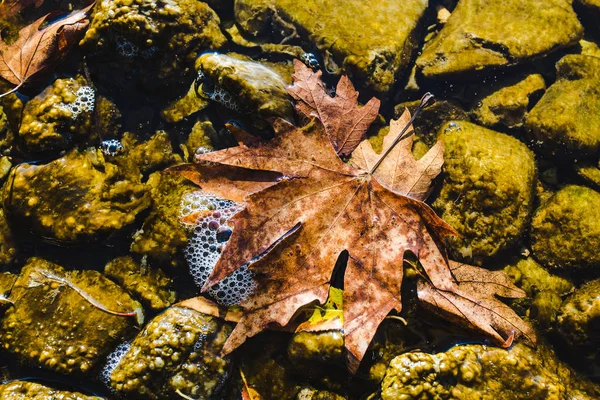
[0,82,22,99]
[369,92,435,175]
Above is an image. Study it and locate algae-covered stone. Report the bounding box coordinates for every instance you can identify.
[288,331,344,365]
[109,306,232,399]
[0,380,102,400]
[0,272,16,312]
[0,208,16,266]
[471,74,546,129]
[0,258,141,375]
[557,279,600,348]
[530,185,600,271]
[0,106,13,152]
[18,77,94,153]
[433,121,537,264]
[575,163,600,190]
[105,256,176,311]
[235,0,428,93]
[3,149,149,243]
[161,83,210,123]
[130,171,197,265]
[381,343,600,399]
[195,53,294,125]
[114,131,179,176]
[504,257,573,328]
[526,55,600,159]
[81,0,227,89]
[416,0,583,78]
[295,387,347,400]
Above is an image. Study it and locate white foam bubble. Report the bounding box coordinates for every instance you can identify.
[180,191,256,306]
[59,86,95,119]
[100,341,131,388]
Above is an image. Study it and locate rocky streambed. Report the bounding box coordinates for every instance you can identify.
[0,0,599,399]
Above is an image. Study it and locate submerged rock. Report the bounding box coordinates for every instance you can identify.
[530,185,600,271]
[288,331,344,365]
[0,106,13,152]
[0,258,141,375]
[113,131,180,176]
[416,0,583,79]
[81,0,227,91]
[526,55,600,159]
[0,380,102,400]
[381,343,600,399]
[557,279,600,350]
[234,0,429,93]
[108,306,232,399]
[18,77,94,153]
[0,208,16,266]
[104,256,176,311]
[471,73,546,130]
[433,121,537,264]
[0,272,16,313]
[3,149,149,244]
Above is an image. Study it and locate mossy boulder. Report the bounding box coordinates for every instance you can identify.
[471,73,546,130]
[0,208,16,266]
[381,343,600,399]
[0,272,16,313]
[0,380,102,400]
[526,55,600,159]
[130,171,197,265]
[18,77,94,153]
[81,0,227,90]
[3,149,150,244]
[530,185,600,271]
[432,121,537,264]
[0,258,142,375]
[104,256,176,311]
[108,306,232,399]
[557,279,600,349]
[416,0,583,79]
[504,257,573,328]
[113,131,180,177]
[288,330,344,365]
[234,0,429,93]
[0,106,14,152]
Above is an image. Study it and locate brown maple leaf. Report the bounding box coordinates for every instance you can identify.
[417,261,536,348]
[195,108,456,372]
[0,0,45,19]
[286,59,380,157]
[0,4,94,97]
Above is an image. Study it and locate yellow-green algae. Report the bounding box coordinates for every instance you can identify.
[114,131,180,176]
[0,258,141,375]
[104,256,176,311]
[432,121,537,264]
[109,306,232,399]
[416,0,583,78]
[530,185,600,271]
[288,331,344,365]
[234,0,428,93]
[0,380,102,400]
[381,343,600,399]
[557,279,600,348]
[526,55,600,158]
[18,77,93,153]
[4,149,149,243]
[471,74,546,129]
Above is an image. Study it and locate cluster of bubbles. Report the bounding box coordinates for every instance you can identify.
[301,52,320,69]
[100,341,131,388]
[194,146,216,166]
[209,86,243,113]
[180,191,256,306]
[115,36,138,58]
[101,139,124,157]
[58,86,95,119]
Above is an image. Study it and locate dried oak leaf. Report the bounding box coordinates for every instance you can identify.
[195,114,456,373]
[0,4,93,97]
[417,261,537,347]
[286,59,380,157]
[0,0,45,19]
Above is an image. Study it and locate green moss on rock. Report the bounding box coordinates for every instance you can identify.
[471,74,546,129]
[433,121,537,264]
[288,331,344,365]
[416,0,583,78]
[557,279,600,348]
[234,0,429,93]
[109,306,232,399]
[0,208,16,266]
[381,343,600,399]
[105,256,176,311]
[0,380,101,400]
[530,185,600,271]
[3,149,150,243]
[0,258,141,375]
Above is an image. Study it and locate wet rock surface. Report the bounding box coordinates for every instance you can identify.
[433,120,537,264]
[416,0,583,78]
[557,279,600,349]
[530,185,600,271]
[0,257,141,375]
[107,306,232,399]
[0,380,102,400]
[234,0,429,93]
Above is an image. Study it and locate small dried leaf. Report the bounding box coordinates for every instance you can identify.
[287,60,380,157]
[296,286,344,332]
[177,295,242,323]
[417,261,536,347]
